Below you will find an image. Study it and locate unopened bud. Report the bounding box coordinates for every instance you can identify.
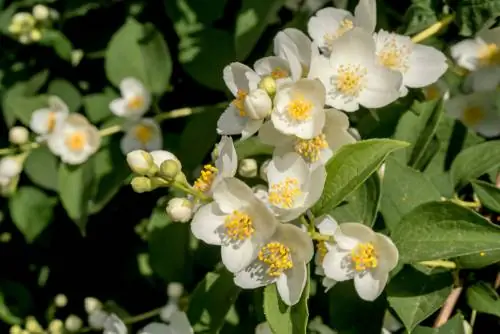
[259,159,271,182]
[131,176,153,193]
[150,176,170,188]
[33,5,50,21]
[48,319,64,332]
[174,171,188,185]
[238,158,258,178]
[166,198,193,223]
[463,320,473,334]
[150,150,180,169]
[9,325,22,334]
[258,76,277,96]
[8,23,21,34]
[54,294,68,307]
[244,89,272,120]
[159,159,180,182]
[126,150,157,176]
[25,316,43,332]
[64,315,83,332]
[30,29,42,42]
[8,126,29,145]
[0,157,22,178]
[84,297,102,314]
[167,282,184,299]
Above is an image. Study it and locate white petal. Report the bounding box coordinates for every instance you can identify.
[307,8,351,51]
[404,44,448,88]
[120,132,139,154]
[357,65,402,108]
[258,121,290,146]
[254,56,290,77]
[169,311,193,334]
[150,150,179,167]
[336,222,376,249]
[30,108,52,134]
[450,38,482,71]
[373,233,399,272]
[315,215,339,236]
[241,119,263,140]
[322,248,354,281]
[213,177,254,213]
[267,152,309,187]
[215,136,237,178]
[190,202,225,245]
[276,262,307,306]
[353,269,388,301]
[303,164,326,209]
[223,62,255,96]
[120,77,145,96]
[217,105,247,135]
[354,0,377,33]
[463,67,500,92]
[329,28,376,67]
[140,323,174,334]
[221,238,257,273]
[109,98,128,117]
[233,260,278,289]
[322,277,337,292]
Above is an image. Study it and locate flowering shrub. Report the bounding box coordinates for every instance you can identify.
[1,0,500,333]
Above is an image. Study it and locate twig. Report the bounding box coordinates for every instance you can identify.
[433,286,463,327]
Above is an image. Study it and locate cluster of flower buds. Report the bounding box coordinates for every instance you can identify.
[8,4,59,44]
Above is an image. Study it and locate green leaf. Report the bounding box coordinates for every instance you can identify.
[24,146,59,191]
[330,173,381,227]
[58,161,95,233]
[164,0,227,26]
[187,267,241,332]
[8,187,56,243]
[471,180,500,213]
[263,268,309,334]
[105,18,172,95]
[39,30,73,61]
[392,201,500,263]
[387,266,453,332]
[24,70,50,95]
[0,281,33,325]
[451,140,500,189]
[312,139,409,216]
[412,314,465,334]
[457,0,500,36]
[456,249,500,269]
[466,282,500,318]
[403,0,439,35]
[47,79,82,112]
[13,95,50,126]
[234,136,273,159]
[380,158,441,231]
[83,87,118,124]
[235,0,285,60]
[0,290,22,325]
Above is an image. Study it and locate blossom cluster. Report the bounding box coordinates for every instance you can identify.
[8,4,59,44]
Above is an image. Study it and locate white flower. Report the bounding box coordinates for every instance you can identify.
[255,322,273,334]
[307,0,377,55]
[309,28,402,112]
[120,118,162,154]
[103,314,127,334]
[322,222,399,301]
[84,297,102,314]
[266,152,326,221]
[9,126,29,145]
[0,157,23,179]
[273,28,314,78]
[191,178,278,273]
[463,66,500,92]
[109,77,151,119]
[47,113,101,165]
[244,88,272,120]
[166,198,193,223]
[374,30,448,96]
[88,309,108,330]
[260,108,355,166]
[271,78,326,139]
[313,215,339,292]
[64,315,83,332]
[30,96,69,137]
[234,223,314,306]
[445,91,500,137]
[140,311,192,334]
[238,158,258,178]
[217,63,264,139]
[450,26,500,71]
[254,56,297,84]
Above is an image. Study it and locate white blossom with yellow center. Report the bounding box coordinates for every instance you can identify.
[308,28,402,112]
[271,79,326,139]
[260,108,356,166]
[273,28,314,79]
[322,222,399,301]
[311,215,339,292]
[234,223,314,306]
[254,56,296,85]
[30,96,69,139]
[445,91,500,138]
[451,26,500,71]
[374,30,448,97]
[191,178,278,273]
[47,114,101,165]
[120,118,162,154]
[266,152,326,222]
[307,0,376,55]
[109,77,151,119]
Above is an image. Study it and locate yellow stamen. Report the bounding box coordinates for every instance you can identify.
[287,96,313,121]
[478,43,500,67]
[268,177,301,208]
[224,210,254,241]
[134,124,154,145]
[316,241,328,264]
[127,95,144,110]
[294,134,328,162]
[334,64,367,97]
[351,242,378,272]
[258,242,293,277]
[324,19,354,51]
[193,164,218,192]
[271,67,288,79]
[377,38,410,72]
[232,90,248,117]
[65,131,86,152]
[47,112,56,132]
[462,106,485,127]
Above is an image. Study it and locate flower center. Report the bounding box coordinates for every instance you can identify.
[47,111,57,132]
[316,241,328,264]
[478,43,500,67]
[294,134,329,162]
[271,67,289,79]
[462,106,485,127]
[377,37,411,72]
[323,18,354,52]
[224,210,255,241]
[268,177,301,208]
[333,64,367,97]
[287,96,313,121]
[351,242,378,272]
[65,131,86,152]
[232,89,248,117]
[193,164,218,192]
[127,95,144,110]
[258,242,293,277]
[134,124,154,145]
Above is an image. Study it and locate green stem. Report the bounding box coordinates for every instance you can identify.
[470,309,477,330]
[76,307,163,333]
[411,14,455,43]
[419,260,457,269]
[172,181,210,201]
[450,196,481,209]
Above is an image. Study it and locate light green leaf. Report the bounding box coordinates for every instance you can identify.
[235,0,286,60]
[58,161,95,234]
[39,30,73,61]
[234,136,273,159]
[451,140,500,189]
[12,95,50,126]
[24,146,59,191]
[263,267,309,334]
[47,79,82,112]
[312,139,409,216]
[105,18,172,95]
[8,187,56,243]
[330,173,380,227]
[380,158,441,231]
[471,180,500,213]
[457,0,500,36]
[24,70,50,95]
[392,201,500,263]
[412,314,465,334]
[466,282,500,318]
[187,267,241,332]
[83,87,118,124]
[387,266,453,332]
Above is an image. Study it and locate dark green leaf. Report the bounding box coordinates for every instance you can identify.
[456,249,500,269]
[0,281,33,325]
[403,0,439,35]
[466,282,500,318]
[12,95,50,126]
[164,0,227,25]
[234,136,273,159]
[24,146,59,191]
[24,70,50,95]
[472,180,500,213]
[47,79,82,112]
[412,314,465,334]
[39,30,73,61]
[83,87,118,124]
[457,0,500,36]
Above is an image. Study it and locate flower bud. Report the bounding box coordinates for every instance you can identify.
[150,176,170,188]
[48,319,64,333]
[131,176,153,193]
[166,198,193,223]
[88,309,108,330]
[126,150,157,176]
[33,4,50,21]
[30,29,42,42]
[238,158,258,178]
[167,282,184,299]
[8,126,29,145]
[159,159,180,182]
[0,157,22,178]
[25,316,43,332]
[54,294,68,307]
[259,159,271,182]
[244,89,272,120]
[65,315,83,332]
[84,297,102,314]
[150,150,180,169]
[258,76,277,96]
[8,23,21,34]
[9,325,22,334]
